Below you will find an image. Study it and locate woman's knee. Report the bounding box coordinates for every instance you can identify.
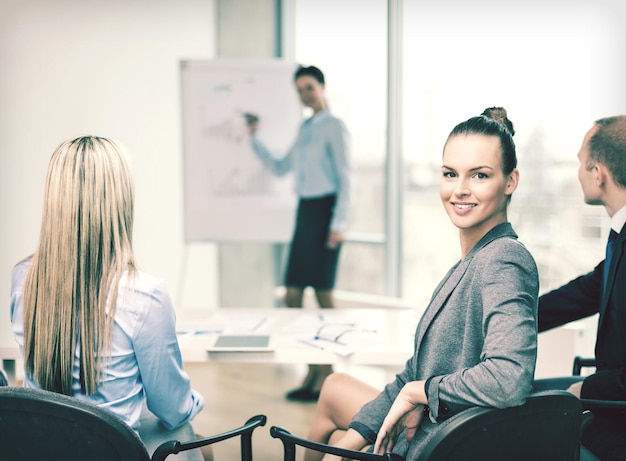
[317,373,348,409]
[320,372,351,394]
[319,373,370,406]
[317,373,377,430]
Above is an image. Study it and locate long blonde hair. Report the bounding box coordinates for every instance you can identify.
[23,136,136,395]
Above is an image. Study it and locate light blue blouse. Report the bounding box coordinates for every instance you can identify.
[250,109,352,232]
[10,259,204,430]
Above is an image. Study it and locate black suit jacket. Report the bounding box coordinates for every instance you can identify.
[538,223,626,459]
[538,222,626,400]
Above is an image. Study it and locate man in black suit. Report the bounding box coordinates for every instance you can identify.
[538,115,626,460]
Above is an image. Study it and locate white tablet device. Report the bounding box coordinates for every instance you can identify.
[206,334,274,352]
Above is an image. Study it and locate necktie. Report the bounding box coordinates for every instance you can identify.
[603,229,618,294]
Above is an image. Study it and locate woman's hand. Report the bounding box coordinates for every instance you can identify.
[327,231,344,249]
[373,381,427,455]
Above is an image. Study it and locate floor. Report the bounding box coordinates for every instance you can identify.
[186,362,401,461]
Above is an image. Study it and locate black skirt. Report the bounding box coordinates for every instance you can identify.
[284,195,341,290]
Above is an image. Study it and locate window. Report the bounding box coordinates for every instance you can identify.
[402,1,621,304]
[291,0,624,300]
[295,0,388,294]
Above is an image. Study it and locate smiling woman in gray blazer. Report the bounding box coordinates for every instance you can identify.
[302,107,539,461]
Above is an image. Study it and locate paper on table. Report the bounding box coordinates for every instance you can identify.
[176,321,222,337]
[177,312,272,337]
[298,337,355,357]
[286,313,379,357]
[208,312,271,333]
[284,311,354,334]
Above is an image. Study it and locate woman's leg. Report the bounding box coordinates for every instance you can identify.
[289,289,337,398]
[304,372,380,461]
[314,289,336,309]
[284,287,304,308]
[306,289,337,391]
[196,437,214,461]
[284,286,321,398]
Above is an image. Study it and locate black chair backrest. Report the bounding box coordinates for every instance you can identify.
[415,390,583,461]
[0,386,268,461]
[0,386,151,461]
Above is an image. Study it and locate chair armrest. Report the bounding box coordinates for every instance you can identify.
[572,356,596,376]
[152,414,267,461]
[269,426,404,461]
[580,398,626,414]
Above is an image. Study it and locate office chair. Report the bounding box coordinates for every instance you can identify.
[270,391,582,461]
[414,390,582,461]
[571,355,626,417]
[531,356,626,461]
[0,386,266,461]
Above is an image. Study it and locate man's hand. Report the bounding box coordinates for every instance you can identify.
[566,381,583,398]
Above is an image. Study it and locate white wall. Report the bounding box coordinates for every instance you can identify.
[0,0,219,347]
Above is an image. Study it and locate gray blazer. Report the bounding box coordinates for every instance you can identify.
[350,222,539,459]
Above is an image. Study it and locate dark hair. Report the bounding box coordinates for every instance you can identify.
[446,107,517,175]
[590,115,626,188]
[294,65,325,84]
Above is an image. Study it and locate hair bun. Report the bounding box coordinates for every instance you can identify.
[481,107,515,136]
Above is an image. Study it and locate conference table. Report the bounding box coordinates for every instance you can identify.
[0,306,421,384]
[0,305,592,383]
[176,306,420,366]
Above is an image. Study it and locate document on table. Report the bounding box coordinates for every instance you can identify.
[285,312,379,357]
[297,336,356,357]
[176,312,273,337]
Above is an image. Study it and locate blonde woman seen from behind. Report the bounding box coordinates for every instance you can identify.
[10,137,211,461]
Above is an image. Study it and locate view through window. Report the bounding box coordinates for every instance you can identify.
[295,0,388,295]
[295,0,625,306]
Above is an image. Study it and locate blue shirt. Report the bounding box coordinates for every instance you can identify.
[250,109,352,232]
[10,259,204,430]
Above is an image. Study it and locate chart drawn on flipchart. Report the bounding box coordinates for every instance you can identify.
[181,59,302,242]
[196,80,292,198]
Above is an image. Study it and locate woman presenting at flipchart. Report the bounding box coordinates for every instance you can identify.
[245,65,352,402]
